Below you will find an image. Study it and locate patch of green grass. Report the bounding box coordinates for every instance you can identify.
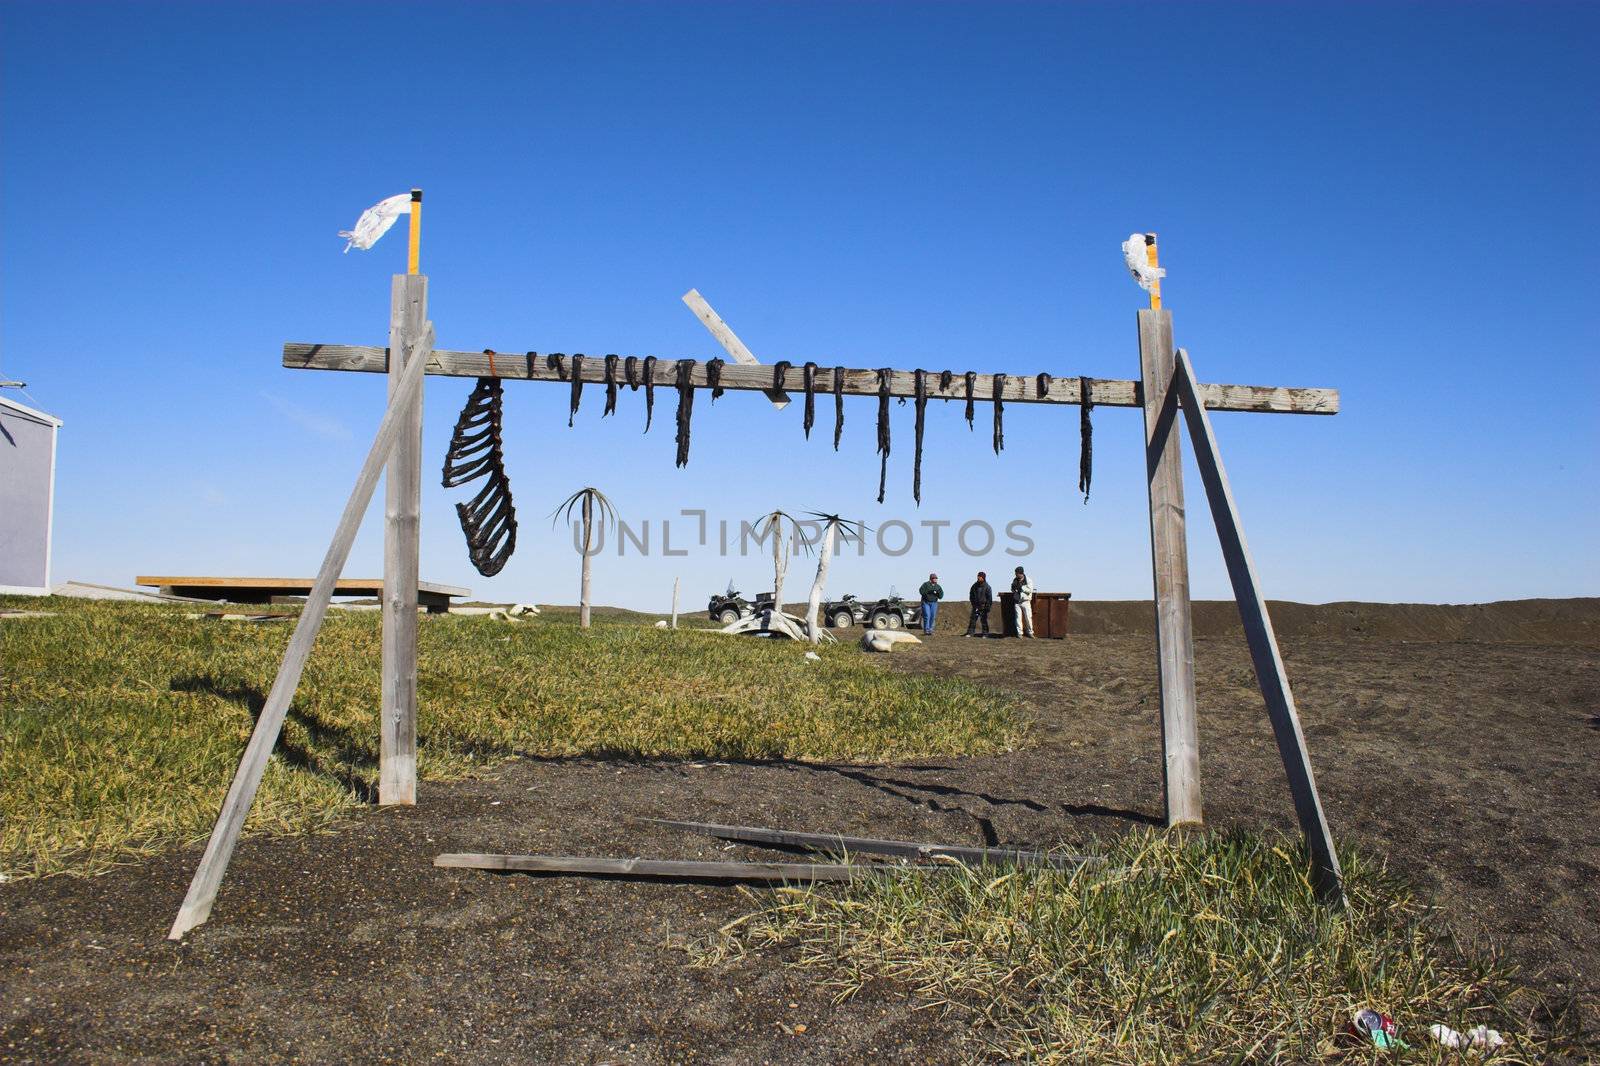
[0,598,1021,879]
[698,832,1586,1063]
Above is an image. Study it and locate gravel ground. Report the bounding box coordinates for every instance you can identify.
[3,606,1596,1063]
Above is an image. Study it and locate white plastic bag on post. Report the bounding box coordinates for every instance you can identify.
[1121,233,1165,292]
[339,193,413,252]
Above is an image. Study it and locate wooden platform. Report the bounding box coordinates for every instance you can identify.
[135,576,469,613]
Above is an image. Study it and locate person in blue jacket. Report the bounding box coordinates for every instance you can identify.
[917,572,944,635]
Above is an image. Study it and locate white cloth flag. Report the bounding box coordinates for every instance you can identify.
[1121,233,1165,292]
[339,193,413,253]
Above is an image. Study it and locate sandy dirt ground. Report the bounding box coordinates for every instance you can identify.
[3,601,1597,1063]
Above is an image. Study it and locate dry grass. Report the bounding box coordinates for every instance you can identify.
[0,598,1022,879]
[698,832,1589,1063]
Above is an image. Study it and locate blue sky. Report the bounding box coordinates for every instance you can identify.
[3,1,1596,610]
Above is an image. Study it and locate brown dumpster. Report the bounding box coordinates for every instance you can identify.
[1000,591,1072,638]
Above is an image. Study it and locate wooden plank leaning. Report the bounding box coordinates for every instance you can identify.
[1139,309,1202,828]
[167,320,437,940]
[680,288,790,408]
[1171,347,1345,905]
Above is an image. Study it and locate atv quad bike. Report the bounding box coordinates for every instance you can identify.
[709,583,778,626]
[822,592,910,630]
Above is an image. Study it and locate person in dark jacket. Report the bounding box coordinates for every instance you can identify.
[917,572,944,635]
[965,571,993,637]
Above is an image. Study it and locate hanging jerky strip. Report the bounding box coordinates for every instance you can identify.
[706,358,726,400]
[1079,377,1094,502]
[875,368,892,504]
[624,355,640,390]
[832,366,845,450]
[642,355,658,432]
[567,354,585,427]
[802,362,818,438]
[963,371,977,428]
[772,360,792,395]
[673,359,696,467]
[603,354,620,417]
[992,373,1007,454]
[441,365,517,576]
[912,370,928,505]
[1036,372,1052,399]
[939,370,953,400]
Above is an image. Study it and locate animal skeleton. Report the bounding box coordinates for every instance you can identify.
[441,359,517,576]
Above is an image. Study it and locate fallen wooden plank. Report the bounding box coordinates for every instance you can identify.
[648,818,1100,869]
[283,343,1340,415]
[433,853,923,882]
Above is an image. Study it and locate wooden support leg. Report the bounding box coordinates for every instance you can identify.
[1171,348,1345,903]
[381,275,427,807]
[167,322,436,940]
[1138,310,1202,827]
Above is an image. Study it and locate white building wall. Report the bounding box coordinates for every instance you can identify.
[0,396,61,595]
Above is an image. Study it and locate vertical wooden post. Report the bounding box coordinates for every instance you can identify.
[380,274,426,806]
[1138,309,1202,827]
[1172,348,1344,902]
[671,576,680,629]
[579,493,593,628]
[169,323,435,940]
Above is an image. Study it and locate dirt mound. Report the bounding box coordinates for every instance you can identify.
[1068,598,1600,645]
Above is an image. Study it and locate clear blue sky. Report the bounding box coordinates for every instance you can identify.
[3,1,1596,610]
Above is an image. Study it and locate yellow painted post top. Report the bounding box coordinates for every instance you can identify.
[1144,232,1161,311]
[407,188,422,275]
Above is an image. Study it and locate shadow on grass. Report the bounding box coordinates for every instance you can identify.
[170,675,380,803]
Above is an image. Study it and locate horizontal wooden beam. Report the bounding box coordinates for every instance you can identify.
[284,343,1339,415]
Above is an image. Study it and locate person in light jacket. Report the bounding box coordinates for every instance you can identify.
[1011,566,1036,638]
[917,572,944,636]
[965,571,993,637]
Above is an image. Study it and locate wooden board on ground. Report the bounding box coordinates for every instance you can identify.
[135,576,469,613]
[434,853,926,882]
[648,818,1100,868]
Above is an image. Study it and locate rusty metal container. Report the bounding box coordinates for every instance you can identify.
[1001,591,1072,638]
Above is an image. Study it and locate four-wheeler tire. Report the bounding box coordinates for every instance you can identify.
[871,612,892,630]
[831,610,854,628]
[885,612,904,630]
[717,608,740,625]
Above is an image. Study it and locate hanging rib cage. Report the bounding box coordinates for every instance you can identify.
[442,375,517,576]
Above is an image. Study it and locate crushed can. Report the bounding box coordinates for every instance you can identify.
[1349,1009,1401,1049]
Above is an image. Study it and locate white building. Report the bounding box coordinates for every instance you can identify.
[0,394,61,595]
